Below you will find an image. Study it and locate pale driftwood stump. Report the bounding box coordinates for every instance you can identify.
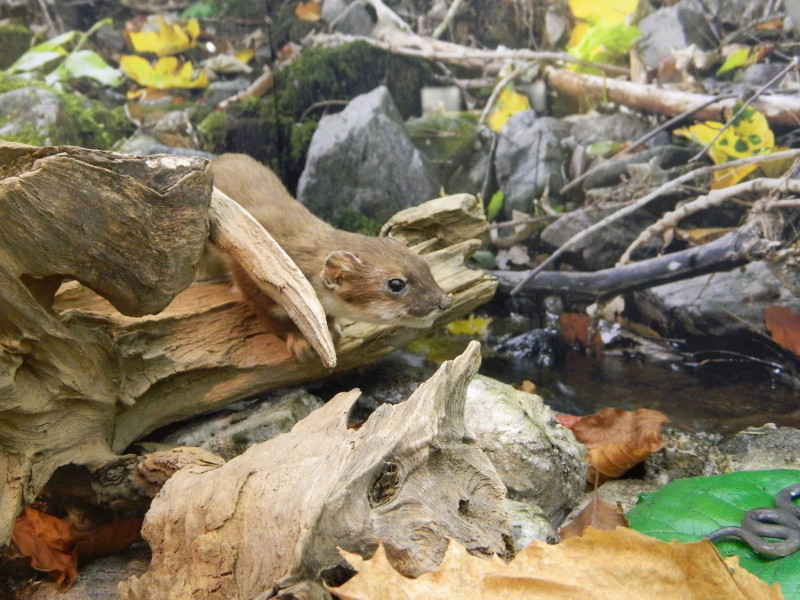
[0,141,495,545]
[118,341,512,600]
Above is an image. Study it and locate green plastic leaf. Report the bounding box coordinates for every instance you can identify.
[628,469,800,599]
[45,50,124,86]
[486,189,504,222]
[717,47,751,76]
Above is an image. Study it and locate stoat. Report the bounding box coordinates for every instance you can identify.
[209,153,451,361]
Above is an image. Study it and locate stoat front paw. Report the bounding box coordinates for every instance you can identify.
[286,332,317,362]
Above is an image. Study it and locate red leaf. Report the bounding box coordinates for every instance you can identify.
[764,305,800,358]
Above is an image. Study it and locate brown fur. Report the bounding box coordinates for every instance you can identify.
[210,154,451,358]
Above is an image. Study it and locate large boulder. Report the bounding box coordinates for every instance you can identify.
[297,85,441,227]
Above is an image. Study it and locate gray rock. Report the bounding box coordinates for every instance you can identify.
[719,424,800,471]
[645,425,723,482]
[540,205,656,270]
[504,499,558,549]
[494,111,572,215]
[204,78,251,107]
[0,87,64,145]
[297,86,441,225]
[634,5,716,69]
[464,375,587,523]
[649,261,800,337]
[569,112,653,147]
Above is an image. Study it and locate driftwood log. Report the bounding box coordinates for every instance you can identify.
[118,341,512,600]
[0,142,495,545]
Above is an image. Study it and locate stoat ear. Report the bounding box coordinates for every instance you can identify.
[321,251,362,289]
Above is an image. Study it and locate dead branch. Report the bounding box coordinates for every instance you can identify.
[543,66,800,128]
[494,225,777,300]
[509,148,800,294]
[618,178,800,265]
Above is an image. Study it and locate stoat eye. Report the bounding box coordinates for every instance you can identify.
[387,278,407,294]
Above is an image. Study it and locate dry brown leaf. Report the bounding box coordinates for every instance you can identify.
[295,1,321,21]
[764,305,800,358]
[330,528,783,600]
[571,407,668,485]
[9,507,79,590]
[512,379,537,394]
[8,507,143,591]
[559,492,629,540]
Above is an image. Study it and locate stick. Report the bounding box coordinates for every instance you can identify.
[508,148,800,295]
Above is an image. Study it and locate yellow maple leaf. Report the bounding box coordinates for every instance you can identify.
[119,54,209,89]
[487,85,530,132]
[674,105,776,189]
[234,48,255,64]
[444,314,493,336]
[128,16,201,57]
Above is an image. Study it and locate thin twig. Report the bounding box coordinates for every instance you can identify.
[508,148,800,295]
[689,57,800,162]
[559,94,736,196]
[432,0,466,39]
[477,65,536,129]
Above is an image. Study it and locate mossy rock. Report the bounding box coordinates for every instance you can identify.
[0,23,32,70]
[0,76,134,149]
[407,112,479,183]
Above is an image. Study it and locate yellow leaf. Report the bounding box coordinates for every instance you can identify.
[234,48,255,64]
[569,0,639,24]
[128,16,200,57]
[295,1,322,21]
[675,105,777,189]
[487,85,530,132]
[119,54,209,89]
[444,315,493,336]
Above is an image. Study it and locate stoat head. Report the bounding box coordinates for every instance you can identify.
[316,237,451,327]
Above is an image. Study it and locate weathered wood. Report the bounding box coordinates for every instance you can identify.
[118,341,512,600]
[0,142,340,544]
[493,226,776,300]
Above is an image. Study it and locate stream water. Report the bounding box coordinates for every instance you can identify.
[480,349,800,436]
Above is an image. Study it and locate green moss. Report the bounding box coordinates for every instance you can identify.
[407,112,479,181]
[57,92,135,149]
[198,110,232,153]
[0,121,45,146]
[331,209,381,236]
[0,72,32,94]
[0,24,33,70]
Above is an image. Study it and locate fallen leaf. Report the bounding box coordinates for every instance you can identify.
[120,55,210,89]
[487,85,530,132]
[764,305,800,358]
[444,314,492,337]
[559,312,594,347]
[512,379,537,395]
[556,413,582,429]
[127,16,201,57]
[295,1,322,21]
[9,507,77,590]
[8,507,143,591]
[559,492,629,539]
[571,407,668,485]
[330,528,783,599]
[628,470,800,600]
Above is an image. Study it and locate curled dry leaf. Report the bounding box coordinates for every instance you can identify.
[571,407,669,485]
[764,305,800,359]
[559,492,629,540]
[330,528,783,600]
[7,506,143,591]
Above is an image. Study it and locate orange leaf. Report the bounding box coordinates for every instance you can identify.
[571,408,668,485]
[10,507,79,590]
[295,1,321,21]
[74,517,143,559]
[559,492,629,540]
[9,507,143,591]
[764,305,800,358]
[512,379,537,395]
[559,312,592,346]
[556,413,582,429]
